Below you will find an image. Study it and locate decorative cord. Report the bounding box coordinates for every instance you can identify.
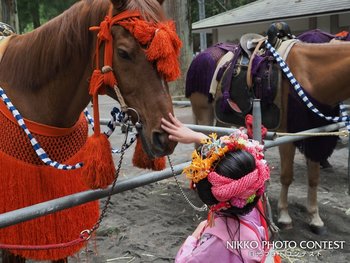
[0,87,83,170]
[84,107,136,154]
[265,40,350,131]
[275,130,348,137]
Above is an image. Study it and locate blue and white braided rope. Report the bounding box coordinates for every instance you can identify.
[0,87,83,170]
[265,40,350,131]
[84,107,136,154]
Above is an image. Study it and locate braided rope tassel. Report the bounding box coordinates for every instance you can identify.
[0,87,83,170]
[265,40,350,130]
[83,107,136,154]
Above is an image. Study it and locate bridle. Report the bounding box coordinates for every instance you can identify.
[88,9,143,135]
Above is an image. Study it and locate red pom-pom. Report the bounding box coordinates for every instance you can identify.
[245,114,267,140]
[132,137,166,171]
[81,134,116,189]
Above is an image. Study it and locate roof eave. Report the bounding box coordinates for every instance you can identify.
[192,9,350,32]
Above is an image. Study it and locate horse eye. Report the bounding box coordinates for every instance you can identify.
[117,49,131,60]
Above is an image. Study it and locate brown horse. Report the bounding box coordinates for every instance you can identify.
[0,0,179,262]
[187,40,350,234]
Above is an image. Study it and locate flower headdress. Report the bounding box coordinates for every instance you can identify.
[183,129,270,220]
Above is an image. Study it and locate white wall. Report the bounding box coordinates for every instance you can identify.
[339,13,350,30]
[198,12,350,44]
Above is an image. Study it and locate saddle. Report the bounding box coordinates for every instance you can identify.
[240,33,265,57]
[213,35,281,130]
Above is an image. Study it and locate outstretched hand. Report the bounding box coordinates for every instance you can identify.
[161,113,208,144]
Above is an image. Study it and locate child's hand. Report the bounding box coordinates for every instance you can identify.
[161,113,208,144]
[192,220,208,239]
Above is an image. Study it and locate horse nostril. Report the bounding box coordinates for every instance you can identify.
[153,131,167,150]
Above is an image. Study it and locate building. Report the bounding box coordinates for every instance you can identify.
[192,0,350,44]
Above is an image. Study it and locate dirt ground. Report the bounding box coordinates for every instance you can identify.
[29,97,350,262]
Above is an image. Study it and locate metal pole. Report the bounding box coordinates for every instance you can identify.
[0,162,190,229]
[184,124,276,140]
[172,101,191,107]
[197,0,207,51]
[252,99,262,143]
[348,135,350,195]
[0,122,346,228]
[98,121,277,140]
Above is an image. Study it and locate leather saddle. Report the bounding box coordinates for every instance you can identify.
[240,33,265,57]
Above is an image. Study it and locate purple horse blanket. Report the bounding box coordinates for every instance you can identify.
[185,43,236,102]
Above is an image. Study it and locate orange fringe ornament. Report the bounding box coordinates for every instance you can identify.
[132,137,166,171]
[0,150,99,260]
[118,19,182,82]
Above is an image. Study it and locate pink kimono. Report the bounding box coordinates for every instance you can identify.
[175,208,266,263]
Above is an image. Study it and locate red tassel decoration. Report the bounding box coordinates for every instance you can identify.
[132,137,166,171]
[81,133,116,189]
[82,70,116,189]
[245,114,267,140]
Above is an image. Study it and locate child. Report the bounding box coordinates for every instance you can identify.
[161,113,279,263]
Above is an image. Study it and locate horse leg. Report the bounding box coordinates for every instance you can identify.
[277,142,295,229]
[189,92,214,126]
[306,159,326,234]
[1,250,26,263]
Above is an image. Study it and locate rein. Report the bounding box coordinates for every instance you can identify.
[265,40,350,131]
[83,107,137,154]
[167,156,208,212]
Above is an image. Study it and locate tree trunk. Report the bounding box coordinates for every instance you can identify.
[163,0,192,97]
[29,0,40,29]
[0,0,19,33]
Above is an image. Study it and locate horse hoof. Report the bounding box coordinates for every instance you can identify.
[309,224,327,235]
[320,159,333,169]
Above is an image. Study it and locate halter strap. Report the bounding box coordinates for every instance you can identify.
[88,10,141,138]
[93,9,141,68]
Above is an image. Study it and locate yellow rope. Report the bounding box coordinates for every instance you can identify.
[276,130,348,137]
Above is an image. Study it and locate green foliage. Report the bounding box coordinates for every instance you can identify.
[189,0,257,52]
[17,0,76,33]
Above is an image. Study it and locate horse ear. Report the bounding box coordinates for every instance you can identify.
[110,0,128,11]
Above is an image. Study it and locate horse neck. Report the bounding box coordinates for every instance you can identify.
[287,43,350,106]
[0,1,109,127]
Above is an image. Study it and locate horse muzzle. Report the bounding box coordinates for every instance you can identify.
[138,128,177,158]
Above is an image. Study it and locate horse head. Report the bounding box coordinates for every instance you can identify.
[95,0,181,158]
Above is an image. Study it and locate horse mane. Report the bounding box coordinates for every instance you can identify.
[1,0,110,91]
[124,0,166,22]
[1,0,165,92]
